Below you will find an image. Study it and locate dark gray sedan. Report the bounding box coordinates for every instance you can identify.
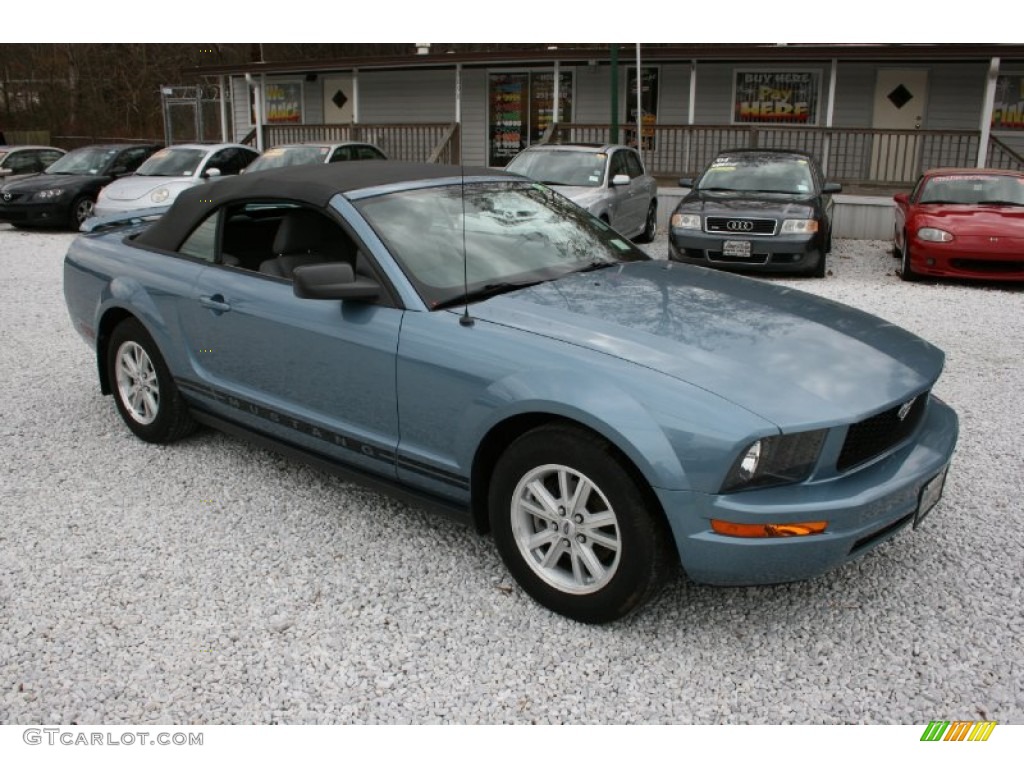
[669,149,842,277]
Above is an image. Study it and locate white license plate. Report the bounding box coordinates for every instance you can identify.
[723,240,752,258]
[914,468,947,529]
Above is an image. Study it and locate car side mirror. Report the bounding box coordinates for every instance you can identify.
[202,167,222,179]
[610,173,631,187]
[822,182,843,194]
[893,193,909,205]
[292,262,381,302]
[678,178,694,188]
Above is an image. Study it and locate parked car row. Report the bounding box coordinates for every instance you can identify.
[0,140,388,231]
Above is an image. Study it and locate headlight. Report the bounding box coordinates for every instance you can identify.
[150,188,171,204]
[917,227,953,243]
[721,430,827,493]
[780,219,819,234]
[670,213,702,230]
[34,189,65,200]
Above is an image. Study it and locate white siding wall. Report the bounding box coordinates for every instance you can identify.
[231,76,251,142]
[461,68,487,166]
[359,70,456,123]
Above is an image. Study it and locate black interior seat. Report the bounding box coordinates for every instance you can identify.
[260,209,352,279]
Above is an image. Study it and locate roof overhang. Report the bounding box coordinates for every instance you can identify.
[187,44,1024,78]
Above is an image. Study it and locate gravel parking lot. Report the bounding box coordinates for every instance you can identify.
[0,223,1021,724]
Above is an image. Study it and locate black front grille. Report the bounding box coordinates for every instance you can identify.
[837,394,928,472]
[706,217,777,235]
[950,258,1024,274]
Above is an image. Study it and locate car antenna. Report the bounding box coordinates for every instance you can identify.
[459,159,474,327]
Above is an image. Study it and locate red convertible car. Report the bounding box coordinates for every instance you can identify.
[893,168,1024,282]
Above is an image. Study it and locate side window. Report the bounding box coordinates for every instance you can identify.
[40,150,64,168]
[178,210,220,263]
[623,150,644,178]
[609,151,629,180]
[205,149,231,174]
[6,152,37,173]
[330,147,353,162]
[118,148,151,172]
[355,146,384,160]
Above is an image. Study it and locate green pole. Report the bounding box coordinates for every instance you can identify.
[610,44,619,144]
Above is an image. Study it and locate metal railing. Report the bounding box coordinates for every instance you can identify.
[987,135,1024,171]
[542,123,1020,185]
[256,122,458,164]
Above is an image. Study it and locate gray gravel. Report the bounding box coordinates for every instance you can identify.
[0,223,1021,724]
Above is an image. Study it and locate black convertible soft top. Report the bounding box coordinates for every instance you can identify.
[135,161,513,252]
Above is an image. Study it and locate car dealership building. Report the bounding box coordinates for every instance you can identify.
[189,44,1024,236]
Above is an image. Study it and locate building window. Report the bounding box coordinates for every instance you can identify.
[992,74,1024,130]
[489,71,573,167]
[733,70,820,125]
[264,82,303,124]
[624,66,659,150]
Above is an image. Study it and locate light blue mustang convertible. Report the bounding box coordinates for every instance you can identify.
[64,162,958,623]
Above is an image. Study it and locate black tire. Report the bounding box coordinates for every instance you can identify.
[489,423,673,624]
[69,195,95,229]
[106,318,196,443]
[891,226,902,258]
[810,251,827,278]
[900,233,919,282]
[635,201,657,243]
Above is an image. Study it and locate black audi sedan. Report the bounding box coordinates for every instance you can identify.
[0,143,159,230]
[668,149,842,277]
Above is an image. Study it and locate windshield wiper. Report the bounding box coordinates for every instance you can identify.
[573,260,617,274]
[434,279,545,310]
[979,199,1024,206]
[536,179,566,186]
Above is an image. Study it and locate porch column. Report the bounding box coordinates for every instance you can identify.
[822,58,838,176]
[978,57,1000,168]
[352,68,360,125]
[218,75,229,142]
[635,44,642,165]
[552,60,560,125]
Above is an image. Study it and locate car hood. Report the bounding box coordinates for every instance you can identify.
[913,205,1024,236]
[102,176,198,201]
[678,192,816,217]
[547,185,605,209]
[470,261,942,429]
[1,173,101,192]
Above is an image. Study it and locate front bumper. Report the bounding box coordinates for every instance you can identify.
[656,395,958,585]
[0,200,70,226]
[669,228,824,273]
[907,237,1024,281]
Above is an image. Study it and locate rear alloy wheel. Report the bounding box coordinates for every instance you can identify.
[489,423,672,624]
[900,233,919,282]
[635,201,657,243]
[69,195,95,229]
[107,318,196,443]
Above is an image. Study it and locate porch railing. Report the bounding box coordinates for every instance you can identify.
[257,123,458,164]
[987,135,1024,171]
[543,123,1021,186]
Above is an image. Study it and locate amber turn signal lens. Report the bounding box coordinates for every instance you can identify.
[711,520,828,538]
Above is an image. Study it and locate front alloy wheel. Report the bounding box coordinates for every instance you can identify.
[490,423,673,623]
[510,463,621,595]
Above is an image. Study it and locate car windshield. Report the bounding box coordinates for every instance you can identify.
[506,150,607,188]
[355,181,649,308]
[698,155,816,194]
[45,147,119,176]
[247,145,330,172]
[135,148,208,177]
[919,174,1024,205]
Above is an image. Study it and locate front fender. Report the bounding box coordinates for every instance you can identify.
[464,367,690,491]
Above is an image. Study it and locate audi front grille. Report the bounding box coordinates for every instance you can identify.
[706,217,777,236]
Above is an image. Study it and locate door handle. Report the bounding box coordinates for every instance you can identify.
[199,294,231,313]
